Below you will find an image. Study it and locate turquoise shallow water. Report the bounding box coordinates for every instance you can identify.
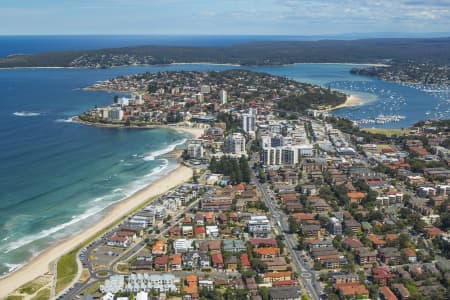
[0,62,448,275]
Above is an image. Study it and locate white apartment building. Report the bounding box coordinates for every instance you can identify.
[242,113,256,132]
[187,139,204,159]
[219,89,227,105]
[248,215,271,235]
[108,107,124,121]
[261,144,314,166]
[118,97,130,106]
[224,132,246,156]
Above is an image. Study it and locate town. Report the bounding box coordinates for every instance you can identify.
[77,70,346,127]
[351,63,450,86]
[16,70,450,300]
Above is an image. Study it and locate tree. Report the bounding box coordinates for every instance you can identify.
[258,287,269,300]
[398,233,411,249]
[114,95,119,103]
[239,156,251,183]
[258,168,267,183]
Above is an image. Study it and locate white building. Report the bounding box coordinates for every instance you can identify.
[125,273,178,293]
[136,291,148,300]
[103,293,114,300]
[98,107,111,119]
[134,94,144,105]
[247,215,271,235]
[108,107,124,121]
[219,90,227,105]
[187,139,204,159]
[100,275,125,294]
[224,133,246,156]
[298,144,314,157]
[196,93,204,103]
[200,85,211,94]
[242,113,256,132]
[173,239,194,253]
[118,97,130,106]
[261,144,313,166]
[206,225,219,237]
[129,215,152,228]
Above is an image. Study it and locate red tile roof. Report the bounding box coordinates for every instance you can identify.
[240,253,250,267]
[211,253,223,264]
[379,286,398,300]
[154,255,168,265]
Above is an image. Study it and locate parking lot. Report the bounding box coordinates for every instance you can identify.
[92,245,125,267]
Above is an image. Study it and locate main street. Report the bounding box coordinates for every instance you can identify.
[250,152,321,300]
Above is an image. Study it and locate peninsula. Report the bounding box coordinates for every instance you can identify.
[77,69,347,127]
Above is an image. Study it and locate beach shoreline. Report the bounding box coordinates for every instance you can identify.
[318,94,364,112]
[72,116,204,138]
[0,162,194,298]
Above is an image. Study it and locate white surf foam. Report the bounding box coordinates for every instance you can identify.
[143,138,187,161]
[13,111,41,117]
[1,155,175,257]
[5,263,22,273]
[4,205,106,253]
[55,117,74,123]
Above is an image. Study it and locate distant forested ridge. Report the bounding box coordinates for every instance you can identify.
[0,37,449,68]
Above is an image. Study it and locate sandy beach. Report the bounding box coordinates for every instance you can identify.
[0,164,194,298]
[319,94,364,112]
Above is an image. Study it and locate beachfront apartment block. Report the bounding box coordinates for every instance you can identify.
[108,107,124,121]
[187,140,205,159]
[128,214,152,228]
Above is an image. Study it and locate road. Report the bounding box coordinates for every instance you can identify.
[60,190,204,299]
[250,164,321,300]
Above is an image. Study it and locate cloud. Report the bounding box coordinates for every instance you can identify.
[1,0,449,34]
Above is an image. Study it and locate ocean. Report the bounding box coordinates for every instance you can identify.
[0,36,449,276]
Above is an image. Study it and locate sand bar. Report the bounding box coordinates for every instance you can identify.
[318,94,364,112]
[0,164,193,298]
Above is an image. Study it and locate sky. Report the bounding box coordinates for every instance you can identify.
[1,0,449,35]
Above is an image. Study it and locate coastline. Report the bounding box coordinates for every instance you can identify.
[319,94,364,112]
[72,116,205,138]
[291,62,390,67]
[0,163,194,298]
[0,61,388,70]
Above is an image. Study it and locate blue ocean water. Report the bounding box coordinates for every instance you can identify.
[0,35,330,58]
[0,37,449,275]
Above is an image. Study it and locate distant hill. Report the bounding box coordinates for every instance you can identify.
[1,37,449,68]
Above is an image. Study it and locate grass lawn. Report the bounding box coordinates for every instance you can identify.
[5,296,24,300]
[362,128,412,137]
[56,249,78,293]
[17,276,49,295]
[30,288,50,300]
[81,281,102,295]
